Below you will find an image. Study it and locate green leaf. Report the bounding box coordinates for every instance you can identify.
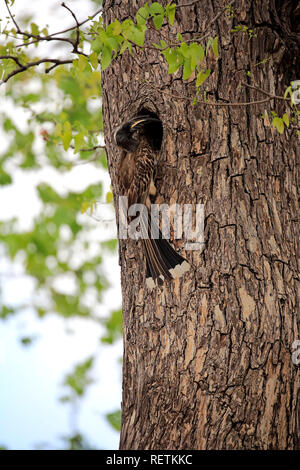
[106,191,113,203]
[272,117,284,134]
[37,184,61,203]
[20,336,36,346]
[30,22,39,36]
[106,410,121,432]
[206,37,213,54]
[150,2,165,30]
[130,25,146,47]
[189,43,204,69]
[136,4,150,25]
[119,40,129,55]
[152,13,164,30]
[91,36,103,53]
[62,121,73,151]
[179,42,189,58]
[81,201,89,214]
[102,309,122,344]
[64,357,94,397]
[149,2,164,15]
[62,132,72,151]
[74,132,85,153]
[99,151,108,169]
[183,57,193,80]
[121,20,146,47]
[212,36,219,57]
[81,183,102,201]
[283,85,292,99]
[282,113,289,127]
[166,2,176,25]
[89,51,99,70]
[101,45,112,70]
[106,37,119,53]
[196,69,211,87]
[101,239,118,252]
[162,48,182,74]
[0,305,15,319]
[111,19,122,36]
[0,168,12,186]
[78,55,89,72]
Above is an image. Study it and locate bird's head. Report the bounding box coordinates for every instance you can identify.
[114,115,162,152]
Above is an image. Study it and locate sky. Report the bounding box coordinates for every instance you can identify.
[0,0,123,450]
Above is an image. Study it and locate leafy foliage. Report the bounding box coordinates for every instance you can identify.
[61,432,95,450]
[106,409,122,432]
[0,0,298,450]
[0,0,120,449]
[101,308,122,344]
[62,357,94,398]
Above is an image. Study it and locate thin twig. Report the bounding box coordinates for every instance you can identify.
[11,3,102,49]
[80,144,106,152]
[241,82,289,102]
[45,60,74,74]
[148,82,273,107]
[68,144,106,153]
[0,54,23,67]
[177,0,201,7]
[4,0,21,32]
[196,97,271,107]
[16,36,73,49]
[49,6,102,37]
[61,2,80,52]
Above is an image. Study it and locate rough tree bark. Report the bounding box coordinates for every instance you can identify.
[101,0,300,450]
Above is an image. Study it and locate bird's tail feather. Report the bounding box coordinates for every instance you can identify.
[140,211,190,289]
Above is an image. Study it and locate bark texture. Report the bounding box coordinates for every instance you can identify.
[101,0,300,450]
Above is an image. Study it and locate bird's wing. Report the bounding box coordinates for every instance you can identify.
[127,142,155,208]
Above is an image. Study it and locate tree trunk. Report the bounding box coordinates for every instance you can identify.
[101,0,300,450]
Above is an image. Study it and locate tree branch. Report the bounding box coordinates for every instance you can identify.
[80,145,106,152]
[61,2,80,52]
[0,54,23,67]
[0,56,73,83]
[4,0,75,47]
[177,0,202,7]
[9,2,102,49]
[241,82,289,102]
[148,82,277,107]
[4,0,21,33]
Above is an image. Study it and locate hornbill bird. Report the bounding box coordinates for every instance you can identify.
[114,114,190,289]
